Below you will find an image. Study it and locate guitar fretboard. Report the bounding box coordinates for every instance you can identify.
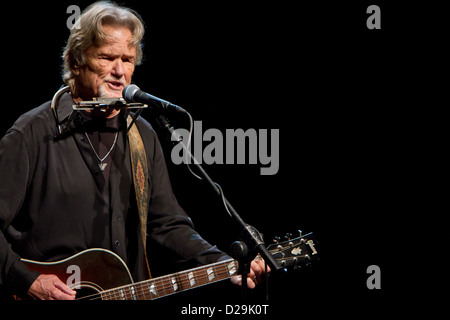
[100,259,238,300]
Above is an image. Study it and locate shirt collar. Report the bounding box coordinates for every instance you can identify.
[56,91,76,121]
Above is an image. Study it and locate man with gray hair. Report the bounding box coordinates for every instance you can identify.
[0,1,267,300]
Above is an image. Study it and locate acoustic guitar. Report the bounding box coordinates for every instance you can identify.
[19,232,318,300]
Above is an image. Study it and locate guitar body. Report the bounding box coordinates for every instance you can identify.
[21,248,133,298]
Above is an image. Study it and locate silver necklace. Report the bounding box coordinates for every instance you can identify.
[84,131,119,171]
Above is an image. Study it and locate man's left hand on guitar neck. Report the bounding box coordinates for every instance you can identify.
[230,256,270,289]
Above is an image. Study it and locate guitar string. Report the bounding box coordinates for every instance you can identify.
[101,273,228,300]
[105,258,240,300]
[76,293,101,300]
[103,266,232,300]
[100,264,233,300]
[75,263,234,300]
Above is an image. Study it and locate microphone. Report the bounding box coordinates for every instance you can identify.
[123,84,187,113]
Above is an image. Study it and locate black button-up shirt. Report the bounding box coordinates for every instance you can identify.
[0,92,228,296]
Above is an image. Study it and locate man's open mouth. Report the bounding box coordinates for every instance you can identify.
[106,81,124,90]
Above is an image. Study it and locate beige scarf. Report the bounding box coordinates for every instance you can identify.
[127,115,152,279]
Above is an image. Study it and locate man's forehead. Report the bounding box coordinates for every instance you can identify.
[96,25,137,53]
[97,41,136,53]
[100,24,133,43]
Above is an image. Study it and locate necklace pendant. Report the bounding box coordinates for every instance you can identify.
[99,163,107,171]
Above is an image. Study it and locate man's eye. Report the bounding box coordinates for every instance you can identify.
[100,56,114,61]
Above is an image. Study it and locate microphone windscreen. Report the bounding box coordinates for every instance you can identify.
[123,84,140,102]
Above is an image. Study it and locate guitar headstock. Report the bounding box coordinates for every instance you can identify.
[267,231,319,270]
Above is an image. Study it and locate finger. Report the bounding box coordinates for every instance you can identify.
[250,261,263,282]
[258,259,271,275]
[254,258,271,276]
[230,275,241,286]
[54,280,77,296]
[230,275,257,289]
[53,280,77,300]
[246,276,256,289]
[51,288,76,300]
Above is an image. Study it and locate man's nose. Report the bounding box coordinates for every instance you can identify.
[111,59,125,78]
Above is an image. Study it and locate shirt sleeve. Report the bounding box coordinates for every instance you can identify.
[141,122,231,266]
[0,129,40,296]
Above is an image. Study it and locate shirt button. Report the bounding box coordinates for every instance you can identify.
[114,240,120,246]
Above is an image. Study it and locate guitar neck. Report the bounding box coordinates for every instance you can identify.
[100,258,238,300]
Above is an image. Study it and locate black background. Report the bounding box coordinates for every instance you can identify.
[1,0,424,317]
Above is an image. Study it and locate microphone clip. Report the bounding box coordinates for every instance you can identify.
[73,97,148,111]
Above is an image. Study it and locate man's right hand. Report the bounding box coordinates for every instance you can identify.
[28,274,77,300]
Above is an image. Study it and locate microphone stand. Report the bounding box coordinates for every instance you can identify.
[156,114,282,284]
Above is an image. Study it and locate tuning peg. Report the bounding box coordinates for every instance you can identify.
[273,236,281,244]
[298,229,303,237]
[284,233,292,240]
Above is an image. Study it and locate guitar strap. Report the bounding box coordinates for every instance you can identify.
[127,115,152,279]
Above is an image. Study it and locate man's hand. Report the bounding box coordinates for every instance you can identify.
[28,274,77,300]
[231,256,271,289]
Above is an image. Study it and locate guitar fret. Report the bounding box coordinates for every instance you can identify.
[178,272,190,291]
[151,278,161,297]
[130,286,137,300]
[132,284,145,300]
[227,261,237,276]
[148,281,158,298]
[215,264,228,280]
[171,276,178,292]
[196,267,208,286]
[188,271,196,287]
[106,290,114,300]
[162,275,173,295]
[207,267,215,281]
[104,290,111,300]
[159,277,168,295]
[137,282,148,300]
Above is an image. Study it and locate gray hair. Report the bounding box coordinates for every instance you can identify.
[62,1,145,86]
